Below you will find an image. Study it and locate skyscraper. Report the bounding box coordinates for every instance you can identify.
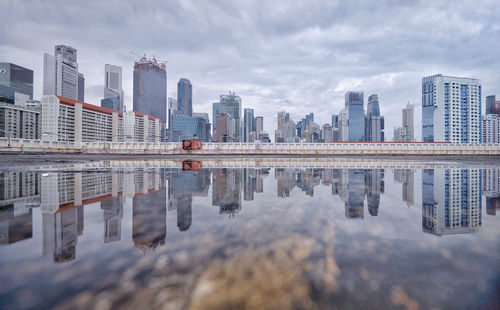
[402,103,414,141]
[345,91,365,141]
[43,45,80,101]
[212,93,242,141]
[365,94,384,142]
[422,74,481,143]
[103,64,124,113]
[277,111,290,130]
[244,108,255,142]
[177,78,192,116]
[338,108,349,141]
[486,95,496,115]
[133,55,167,124]
[331,114,338,128]
[0,62,34,104]
[255,116,263,134]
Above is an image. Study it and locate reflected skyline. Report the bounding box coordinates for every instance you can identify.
[1,165,499,263]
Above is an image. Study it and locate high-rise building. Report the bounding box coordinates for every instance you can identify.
[177,78,192,116]
[338,108,349,141]
[402,103,414,141]
[322,124,334,142]
[133,55,167,124]
[0,102,40,139]
[422,74,481,143]
[214,113,235,142]
[394,103,414,142]
[345,91,365,141]
[170,114,211,142]
[482,114,499,143]
[43,45,80,101]
[331,114,338,128]
[0,62,34,104]
[212,93,242,141]
[486,95,496,115]
[255,116,263,134]
[365,94,384,142]
[277,111,290,130]
[77,73,84,102]
[243,108,254,142]
[103,64,124,113]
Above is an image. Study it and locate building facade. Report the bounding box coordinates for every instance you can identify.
[422,74,481,143]
[0,102,40,139]
[42,95,160,145]
[78,73,85,102]
[0,62,34,103]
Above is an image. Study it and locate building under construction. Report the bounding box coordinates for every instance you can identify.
[133,55,167,129]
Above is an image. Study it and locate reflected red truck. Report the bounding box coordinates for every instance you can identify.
[182,160,202,171]
[182,139,202,150]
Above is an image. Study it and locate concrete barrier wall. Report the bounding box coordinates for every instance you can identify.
[1,138,499,156]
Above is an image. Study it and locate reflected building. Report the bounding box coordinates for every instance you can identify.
[132,169,166,250]
[0,204,32,245]
[243,168,269,200]
[394,169,415,206]
[167,169,211,231]
[101,197,123,243]
[483,168,500,215]
[275,168,298,198]
[422,169,482,236]
[366,169,384,216]
[340,169,367,219]
[212,168,241,215]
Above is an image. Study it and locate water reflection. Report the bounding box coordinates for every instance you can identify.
[0,166,499,263]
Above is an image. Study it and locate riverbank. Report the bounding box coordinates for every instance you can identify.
[1,153,499,169]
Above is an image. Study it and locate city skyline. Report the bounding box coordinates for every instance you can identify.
[1,1,499,140]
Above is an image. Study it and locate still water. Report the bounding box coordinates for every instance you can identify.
[0,159,499,309]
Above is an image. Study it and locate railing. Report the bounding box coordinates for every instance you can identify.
[0,138,499,156]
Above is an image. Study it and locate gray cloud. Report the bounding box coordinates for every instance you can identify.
[1,0,499,139]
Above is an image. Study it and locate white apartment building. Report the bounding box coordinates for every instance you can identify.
[123,110,161,142]
[482,114,499,143]
[41,95,161,146]
[422,74,481,143]
[0,102,41,139]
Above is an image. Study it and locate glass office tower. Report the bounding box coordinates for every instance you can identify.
[345,91,365,142]
[0,62,34,103]
[177,78,192,116]
[213,93,242,141]
[133,56,167,124]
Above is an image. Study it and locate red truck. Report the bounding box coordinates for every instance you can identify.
[182,139,202,150]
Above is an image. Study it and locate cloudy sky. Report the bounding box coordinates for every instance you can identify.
[1,0,499,140]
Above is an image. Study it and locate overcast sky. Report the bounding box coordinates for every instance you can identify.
[1,0,499,140]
